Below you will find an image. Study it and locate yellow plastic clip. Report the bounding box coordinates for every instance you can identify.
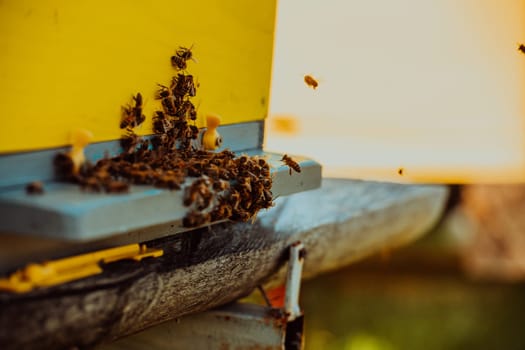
[202,114,222,151]
[68,128,94,174]
[0,244,163,293]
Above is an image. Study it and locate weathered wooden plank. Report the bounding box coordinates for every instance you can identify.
[0,179,448,350]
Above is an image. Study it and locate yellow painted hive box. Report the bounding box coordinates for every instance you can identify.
[0,0,276,153]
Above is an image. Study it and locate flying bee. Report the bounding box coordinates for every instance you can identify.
[281,154,301,175]
[304,75,319,90]
[519,43,525,55]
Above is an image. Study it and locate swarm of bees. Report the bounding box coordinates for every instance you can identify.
[54,46,274,227]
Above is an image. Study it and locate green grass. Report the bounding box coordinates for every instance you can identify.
[301,271,525,350]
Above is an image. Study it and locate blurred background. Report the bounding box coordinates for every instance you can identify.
[265,1,525,349]
[266,0,525,183]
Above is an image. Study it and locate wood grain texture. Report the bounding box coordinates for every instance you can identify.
[0,179,448,350]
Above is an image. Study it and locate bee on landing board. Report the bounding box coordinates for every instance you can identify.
[304,75,319,90]
[281,154,301,175]
[26,181,44,195]
[518,43,525,55]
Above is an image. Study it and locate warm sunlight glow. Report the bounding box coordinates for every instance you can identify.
[267,0,525,183]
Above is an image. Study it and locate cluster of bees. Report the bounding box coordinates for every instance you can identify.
[54,46,276,227]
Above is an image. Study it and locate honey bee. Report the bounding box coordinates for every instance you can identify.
[153,111,173,134]
[233,210,252,222]
[211,202,233,221]
[104,180,129,193]
[176,100,197,120]
[261,177,272,189]
[229,190,241,210]
[171,45,195,71]
[196,191,213,211]
[26,181,44,195]
[54,153,75,179]
[281,154,301,175]
[171,55,187,71]
[120,130,141,154]
[304,75,319,90]
[182,210,210,228]
[161,96,177,116]
[262,189,273,206]
[155,84,170,99]
[176,45,194,61]
[172,74,196,97]
[237,176,252,192]
[237,155,248,166]
[80,177,103,192]
[219,149,236,160]
[120,93,146,129]
[397,167,404,176]
[132,93,145,123]
[183,178,209,206]
[519,43,525,55]
[213,179,230,192]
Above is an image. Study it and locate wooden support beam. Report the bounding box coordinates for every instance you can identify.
[0,179,448,350]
